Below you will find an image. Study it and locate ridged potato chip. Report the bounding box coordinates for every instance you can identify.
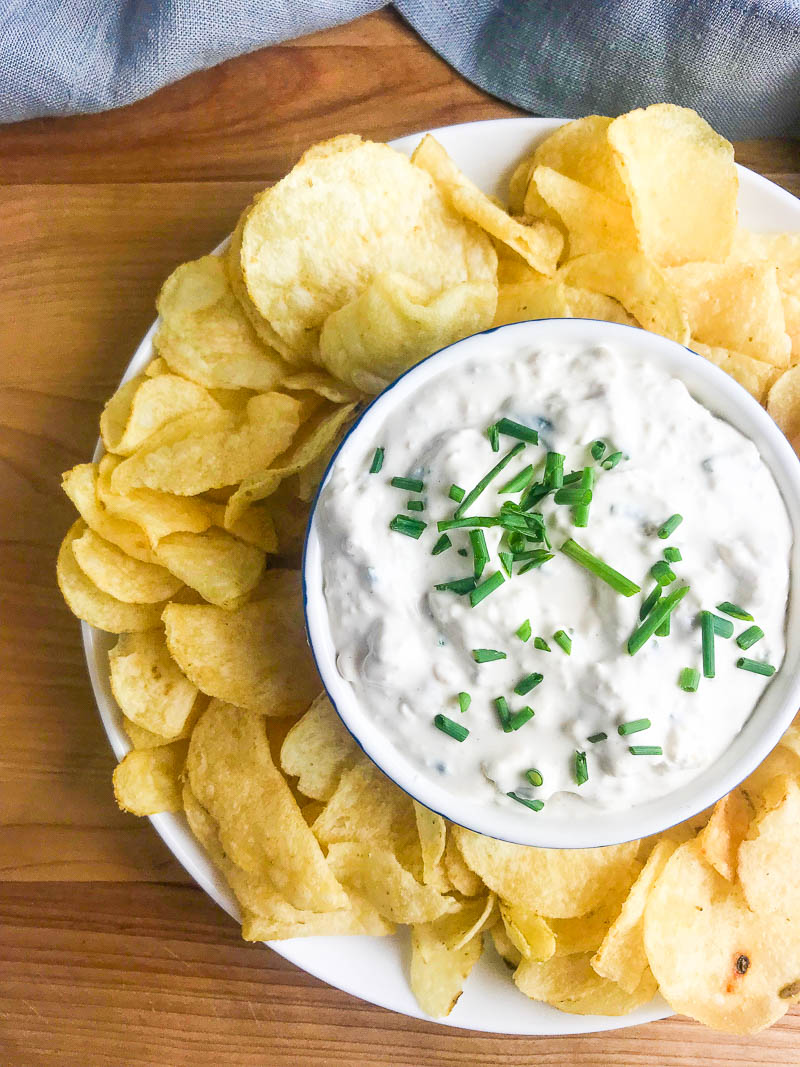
[738,779,800,921]
[452,826,639,918]
[155,255,289,390]
[101,373,220,456]
[72,526,183,603]
[163,569,318,716]
[154,528,265,609]
[767,364,800,443]
[696,789,753,881]
[240,136,496,359]
[608,104,737,266]
[514,951,657,1016]
[531,115,628,202]
[318,271,496,393]
[412,134,562,276]
[691,340,778,403]
[280,692,359,802]
[532,165,637,257]
[113,740,188,815]
[57,521,167,633]
[62,463,156,564]
[109,630,199,739]
[644,840,800,1032]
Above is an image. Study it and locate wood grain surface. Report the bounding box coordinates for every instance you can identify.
[1,10,798,1064]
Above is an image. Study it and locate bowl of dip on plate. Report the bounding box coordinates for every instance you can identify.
[303,318,800,848]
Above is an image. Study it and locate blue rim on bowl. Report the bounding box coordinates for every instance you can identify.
[302,318,800,849]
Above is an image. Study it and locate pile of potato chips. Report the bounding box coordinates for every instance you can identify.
[57,105,800,1032]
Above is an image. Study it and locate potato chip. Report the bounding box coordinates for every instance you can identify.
[549,904,622,957]
[154,255,289,390]
[532,165,637,257]
[62,463,157,564]
[412,134,562,276]
[187,701,347,911]
[100,373,220,456]
[507,155,537,216]
[163,570,319,717]
[429,892,497,952]
[591,840,677,993]
[491,923,523,969]
[767,364,800,443]
[779,714,800,762]
[325,843,457,924]
[563,286,638,327]
[112,740,188,815]
[668,260,790,368]
[531,115,628,203]
[122,715,174,749]
[443,830,484,897]
[71,526,182,603]
[738,779,800,921]
[452,826,639,918]
[499,901,555,962]
[241,136,496,359]
[109,630,199,739]
[608,104,737,266]
[516,953,658,1016]
[560,251,690,343]
[280,692,359,801]
[410,919,483,1017]
[696,789,753,881]
[203,501,278,554]
[493,278,571,328]
[741,743,800,808]
[318,271,496,393]
[644,840,800,1032]
[412,802,447,887]
[57,521,167,633]
[111,392,302,496]
[154,528,265,609]
[280,371,362,404]
[690,340,778,403]
[145,356,169,377]
[731,230,800,298]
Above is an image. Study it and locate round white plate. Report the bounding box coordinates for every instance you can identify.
[83,117,800,1035]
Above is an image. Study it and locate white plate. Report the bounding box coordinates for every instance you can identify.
[83,117,800,1035]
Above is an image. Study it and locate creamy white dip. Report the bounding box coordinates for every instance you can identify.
[315,343,791,814]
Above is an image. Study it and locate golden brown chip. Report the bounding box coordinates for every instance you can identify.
[186,701,347,912]
[72,525,183,603]
[697,789,753,881]
[691,340,778,403]
[100,373,221,456]
[532,165,638,257]
[162,570,319,716]
[514,951,657,1016]
[122,715,175,749]
[112,740,188,815]
[154,528,265,609]
[109,630,199,739]
[62,463,157,564]
[280,692,359,801]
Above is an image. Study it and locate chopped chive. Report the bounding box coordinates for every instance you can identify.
[458,691,471,714]
[574,750,588,786]
[500,464,534,494]
[563,470,583,485]
[495,696,511,731]
[472,648,506,662]
[507,791,544,811]
[514,672,543,696]
[391,476,424,493]
[737,625,764,650]
[434,714,469,742]
[574,466,595,528]
[455,443,527,518]
[736,658,776,677]
[534,637,551,652]
[590,440,606,461]
[458,548,468,557]
[618,718,651,736]
[709,613,734,639]
[561,538,641,597]
[407,499,425,512]
[602,450,624,470]
[700,611,715,678]
[657,514,683,539]
[435,577,477,595]
[389,514,427,539]
[508,531,526,552]
[664,547,682,563]
[499,551,514,578]
[516,619,532,642]
[508,706,535,731]
[519,481,550,511]
[437,516,501,531]
[469,529,490,581]
[629,745,662,756]
[449,484,465,503]
[369,447,384,473]
[495,418,539,444]
[544,452,565,489]
[679,667,700,692]
[640,584,662,620]
[518,551,554,574]
[655,613,671,638]
[717,601,754,621]
[553,630,572,655]
[487,423,500,452]
[553,487,592,506]
[470,570,505,607]
[525,768,543,787]
[588,732,608,743]
[651,561,676,586]
[431,534,452,555]
[627,585,690,655]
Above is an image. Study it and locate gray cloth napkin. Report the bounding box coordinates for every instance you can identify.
[1,0,798,137]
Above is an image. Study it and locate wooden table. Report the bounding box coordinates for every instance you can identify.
[1,10,798,1064]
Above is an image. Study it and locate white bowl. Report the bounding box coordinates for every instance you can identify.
[304,317,800,849]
